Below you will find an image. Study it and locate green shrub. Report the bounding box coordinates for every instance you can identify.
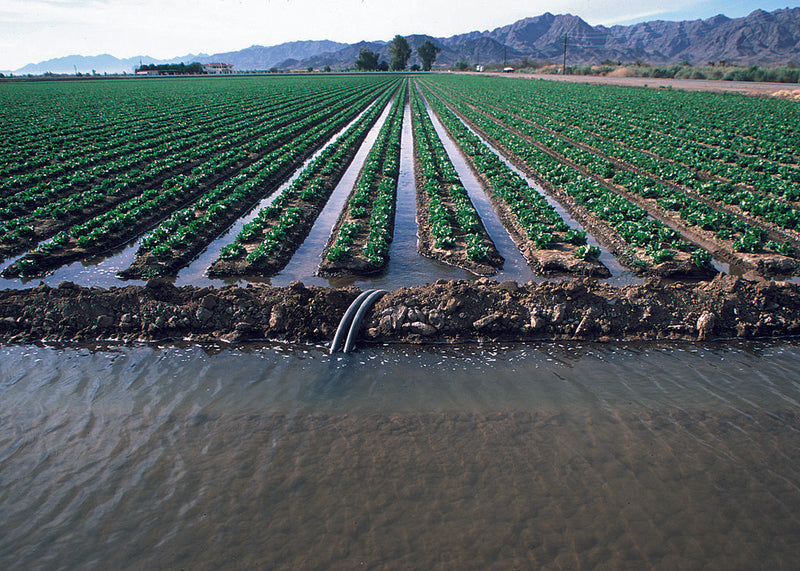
[574,244,601,261]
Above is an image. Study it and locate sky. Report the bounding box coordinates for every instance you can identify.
[0,0,795,70]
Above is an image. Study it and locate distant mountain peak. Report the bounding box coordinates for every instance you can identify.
[5,7,799,75]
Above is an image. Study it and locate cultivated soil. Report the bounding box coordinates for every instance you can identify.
[2,274,799,345]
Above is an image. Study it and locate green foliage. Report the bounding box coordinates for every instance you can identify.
[219,242,245,260]
[151,244,173,260]
[650,249,674,264]
[766,240,797,257]
[389,35,412,71]
[564,229,587,245]
[691,249,713,268]
[355,48,380,71]
[417,40,441,71]
[574,244,601,261]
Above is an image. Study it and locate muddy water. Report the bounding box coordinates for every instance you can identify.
[1,339,799,569]
[425,100,535,283]
[453,113,632,283]
[0,101,478,292]
[174,100,387,288]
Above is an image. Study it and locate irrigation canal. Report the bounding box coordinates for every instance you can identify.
[1,339,799,568]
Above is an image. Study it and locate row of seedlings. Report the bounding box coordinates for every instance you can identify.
[318,82,407,276]
[471,85,800,246]
[0,77,392,264]
[409,85,503,275]
[524,79,800,170]
[206,82,403,277]
[122,80,402,279]
[0,77,372,191]
[424,80,715,277]
[1,94,251,193]
[0,80,363,184]
[430,80,799,275]
[441,75,799,167]
[419,82,610,278]
[4,81,393,279]
[0,80,345,203]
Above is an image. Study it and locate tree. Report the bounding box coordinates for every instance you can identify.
[378,60,389,72]
[355,48,379,71]
[417,40,441,71]
[454,61,470,71]
[389,35,411,71]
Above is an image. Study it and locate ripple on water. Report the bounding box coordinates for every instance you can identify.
[0,340,799,568]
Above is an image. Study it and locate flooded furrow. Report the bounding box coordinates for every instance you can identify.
[424,98,535,283]
[174,100,387,287]
[442,101,632,282]
[380,102,476,285]
[270,97,476,289]
[334,101,476,289]
[263,98,397,286]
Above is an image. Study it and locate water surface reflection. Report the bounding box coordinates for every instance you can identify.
[1,340,799,568]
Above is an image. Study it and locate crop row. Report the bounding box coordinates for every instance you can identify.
[0,78,368,185]
[482,79,800,177]
[409,85,503,275]
[3,80,395,278]
[428,78,799,262]
[319,82,407,274]
[472,97,783,255]
[125,81,401,278]
[0,79,366,197]
[0,80,392,262]
[205,81,403,277]
[423,80,712,272]
[418,82,607,266]
[421,84,615,273]
[458,85,800,237]
[445,75,799,165]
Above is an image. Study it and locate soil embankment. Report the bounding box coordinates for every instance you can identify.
[1,275,799,345]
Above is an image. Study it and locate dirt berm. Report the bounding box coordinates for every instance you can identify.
[1,275,799,345]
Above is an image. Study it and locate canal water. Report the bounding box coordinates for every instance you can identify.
[1,339,799,569]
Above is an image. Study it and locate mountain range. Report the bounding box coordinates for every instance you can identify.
[6,7,800,75]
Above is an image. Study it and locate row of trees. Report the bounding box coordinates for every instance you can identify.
[356,36,441,72]
[135,62,205,75]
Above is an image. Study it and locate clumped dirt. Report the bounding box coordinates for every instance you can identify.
[2,275,799,345]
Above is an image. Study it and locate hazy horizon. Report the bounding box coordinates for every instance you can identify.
[1,0,795,71]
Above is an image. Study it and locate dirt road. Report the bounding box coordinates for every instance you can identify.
[485,72,800,97]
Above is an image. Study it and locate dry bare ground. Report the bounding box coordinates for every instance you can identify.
[485,72,800,98]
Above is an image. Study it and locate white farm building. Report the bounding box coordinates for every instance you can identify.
[203,63,234,75]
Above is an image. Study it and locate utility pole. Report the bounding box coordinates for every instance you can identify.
[562,35,568,74]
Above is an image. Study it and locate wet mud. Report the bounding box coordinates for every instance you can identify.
[1,274,799,345]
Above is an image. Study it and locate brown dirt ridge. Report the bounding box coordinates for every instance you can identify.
[2,275,799,345]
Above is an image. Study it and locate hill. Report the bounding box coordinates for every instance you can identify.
[5,8,799,75]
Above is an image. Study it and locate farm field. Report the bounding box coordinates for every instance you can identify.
[2,74,800,344]
[4,73,800,571]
